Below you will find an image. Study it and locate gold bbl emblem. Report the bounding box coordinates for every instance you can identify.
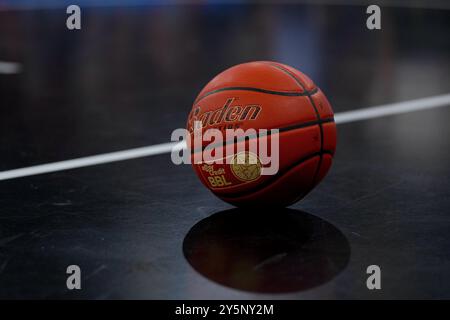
[230,152,262,182]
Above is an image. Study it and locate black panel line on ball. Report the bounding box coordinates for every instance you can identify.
[190,117,334,154]
[194,86,318,104]
[264,62,325,187]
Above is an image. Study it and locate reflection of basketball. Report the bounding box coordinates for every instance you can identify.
[187,61,336,207]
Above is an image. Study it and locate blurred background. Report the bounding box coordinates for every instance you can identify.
[1,1,449,170]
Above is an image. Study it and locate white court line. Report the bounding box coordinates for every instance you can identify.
[0,141,185,181]
[1,93,450,181]
[0,61,22,74]
[334,93,450,124]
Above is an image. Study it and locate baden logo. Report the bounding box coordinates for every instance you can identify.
[187,98,262,132]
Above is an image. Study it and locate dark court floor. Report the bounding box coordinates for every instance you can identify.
[0,2,450,299]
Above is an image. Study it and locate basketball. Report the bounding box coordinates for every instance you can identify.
[187,61,336,207]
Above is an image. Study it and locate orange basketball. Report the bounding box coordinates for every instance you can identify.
[186,61,336,207]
